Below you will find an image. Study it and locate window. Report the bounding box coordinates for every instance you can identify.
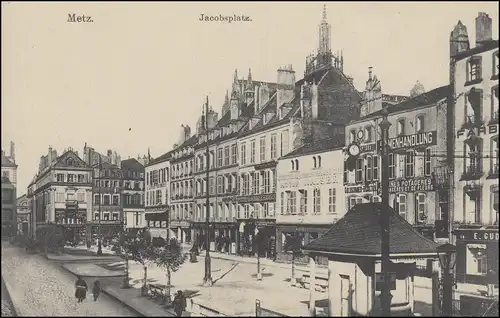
[217,148,223,167]
[492,86,499,124]
[318,156,322,168]
[467,56,482,82]
[295,159,299,171]
[243,174,250,196]
[373,155,380,181]
[264,171,270,193]
[57,192,65,202]
[271,134,277,159]
[260,136,266,162]
[299,190,307,214]
[416,116,425,132]
[464,88,483,125]
[328,188,337,214]
[223,146,230,166]
[494,51,499,78]
[397,119,405,136]
[231,144,237,164]
[289,191,297,214]
[313,188,321,214]
[491,136,499,176]
[103,195,110,205]
[350,130,356,143]
[280,192,285,215]
[355,157,363,183]
[217,176,223,194]
[281,130,289,157]
[365,126,372,142]
[250,140,256,163]
[77,192,85,203]
[209,177,214,195]
[424,148,432,176]
[416,193,427,224]
[239,144,246,166]
[366,156,373,181]
[466,244,488,275]
[405,151,415,177]
[397,194,407,220]
[67,174,75,183]
[2,171,9,179]
[252,172,259,194]
[349,196,364,209]
[492,189,499,224]
[313,157,317,168]
[464,140,482,175]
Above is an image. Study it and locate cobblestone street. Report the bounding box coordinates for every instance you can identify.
[0,243,138,317]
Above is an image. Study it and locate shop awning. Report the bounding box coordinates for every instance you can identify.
[303,203,440,258]
[145,212,168,222]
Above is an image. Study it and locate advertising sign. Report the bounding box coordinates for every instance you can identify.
[388,177,434,193]
[379,131,437,151]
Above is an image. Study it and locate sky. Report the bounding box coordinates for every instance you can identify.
[2,1,499,196]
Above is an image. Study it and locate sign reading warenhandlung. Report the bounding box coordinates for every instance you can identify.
[378,131,437,151]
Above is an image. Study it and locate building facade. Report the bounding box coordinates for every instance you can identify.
[1,142,17,187]
[448,13,499,286]
[169,126,196,244]
[144,152,171,239]
[345,68,450,240]
[83,145,123,242]
[121,158,146,230]
[276,138,345,263]
[16,194,30,236]
[29,147,93,243]
[1,177,16,238]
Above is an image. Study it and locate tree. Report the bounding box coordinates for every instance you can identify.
[111,230,136,288]
[153,238,188,304]
[283,233,303,283]
[128,229,156,295]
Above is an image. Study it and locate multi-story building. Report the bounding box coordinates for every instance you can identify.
[83,145,123,242]
[448,13,499,287]
[169,126,196,244]
[28,146,92,243]
[276,137,345,263]
[144,152,171,239]
[344,66,451,241]
[16,194,30,236]
[1,177,16,238]
[1,142,17,187]
[122,158,146,230]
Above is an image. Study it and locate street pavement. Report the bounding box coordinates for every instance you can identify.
[1,276,16,316]
[0,242,139,317]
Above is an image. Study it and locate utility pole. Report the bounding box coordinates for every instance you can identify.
[97,153,103,256]
[256,212,262,281]
[203,96,213,287]
[379,107,392,316]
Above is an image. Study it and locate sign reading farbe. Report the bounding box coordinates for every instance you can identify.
[382,131,437,151]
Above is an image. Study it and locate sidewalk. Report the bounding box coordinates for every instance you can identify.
[102,285,176,317]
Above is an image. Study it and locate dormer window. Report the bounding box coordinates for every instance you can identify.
[416,115,425,132]
[466,56,482,84]
[397,119,405,136]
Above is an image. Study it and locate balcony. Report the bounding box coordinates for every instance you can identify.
[65,200,79,208]
[490,111,499,124]
[488,164,499,179]
[460,166,483,181]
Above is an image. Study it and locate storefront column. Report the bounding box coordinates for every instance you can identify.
[309,256,317,316]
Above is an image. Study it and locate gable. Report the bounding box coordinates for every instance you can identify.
[53,151,88,169]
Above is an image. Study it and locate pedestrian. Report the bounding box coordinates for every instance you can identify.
[75,275,88,303]
[92,280,101,301]
[173,290,187,317]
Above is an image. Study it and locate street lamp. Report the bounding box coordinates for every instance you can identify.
[250,212,262,281]
[437,243,457,317]
[378,106,392,316]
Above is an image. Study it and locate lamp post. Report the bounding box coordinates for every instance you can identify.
[379,107,392,316]
[437,243,457,317]
[97,154,103,256]
[250,213,262,281]
[203,96,213,287]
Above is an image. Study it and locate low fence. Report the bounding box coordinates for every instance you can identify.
[187,298,229,317]
[255,299,288,317]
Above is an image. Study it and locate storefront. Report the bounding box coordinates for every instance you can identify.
[276,224,330,265]
[145,211,169,239]
[238,219,276,259]
[454,227,499,285]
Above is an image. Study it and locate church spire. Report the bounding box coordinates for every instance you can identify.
[318,4,331,56]
[246,68,253,90]
[225,90,229,104]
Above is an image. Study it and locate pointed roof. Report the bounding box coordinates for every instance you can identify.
[53,150,89,169]
[303,203,440,257]
[1,152,17,167]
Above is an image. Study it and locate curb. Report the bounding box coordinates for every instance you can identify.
[100,288,147,317]
[58,263,126,279]
[2,276,20,317]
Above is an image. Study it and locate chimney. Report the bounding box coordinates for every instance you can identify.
[450,21,470,56]
[10,141,15,162]
[368,67,373,81]
[277,65,296,109]
[107,149,112,157]
[184,125,192,139]
[475,12,492,46]
[48,146,53,164]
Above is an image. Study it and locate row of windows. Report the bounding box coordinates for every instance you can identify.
[240,130,289,166]
[93,194,120,205]
[55,173,89,183]
[461,187,498,225]
[280,188,337,215]
[196,144,238,172]
[196,173,239,196]
[146,189,168,206]
[40,191,87,204]
[291,156,323,171]
[462,136,499,176]
[240,170,277,196]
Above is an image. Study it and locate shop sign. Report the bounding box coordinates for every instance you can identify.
[345,182,380,194]
[456,124,498,139]
[389,177,434,193]
[237,193,276,204]
[380,131,437,151]
[457,230,499,242]
[360,143,376,153]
